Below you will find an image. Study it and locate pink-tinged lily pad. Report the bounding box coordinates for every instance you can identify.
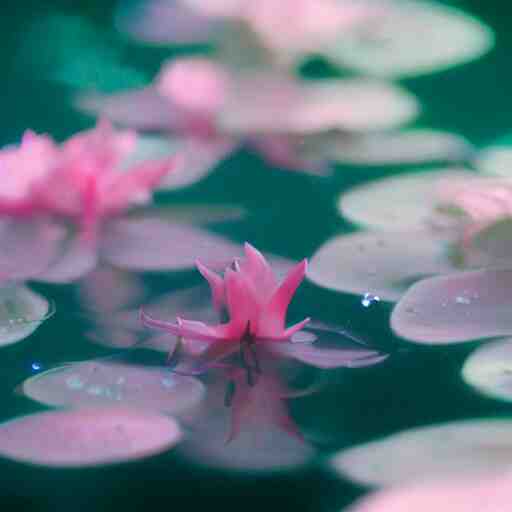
[338,168,472,230]
[0,407,181,467]
[114,0,223,44]
[307,230,457,302]
[322,0,493,78]
[0,219,65,282]
[332,418,512,487]
[462,338,512,402]
[79,267,147,314]
[219,78,419,135]
[101,218,242,271]
[391,269,512,344]
[306,130,473,166]
[0,286,53,347]
[347,472,512,512]
[22,360,205,415]
[477,146,512,177]
[77,88,177,131]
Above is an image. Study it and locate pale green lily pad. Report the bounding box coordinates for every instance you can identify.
[332,418,512,487]
[462,339,512,402]
[0,286,53,347]
[322,0,494,78]
[338,168,471,230]
[304,130,473,166]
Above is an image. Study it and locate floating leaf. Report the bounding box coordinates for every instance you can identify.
[219,77,419,135]
[322,0,494,78]
[0,286,53,347]
[338,168,471,230]
[22,359,205,415]
[346,472,512,512]
[308,230,456,301]
[332,418,512,487]
[0,408,181,467]
[462,339,512,402]
[305,130,473,167]
[391,269,512,344]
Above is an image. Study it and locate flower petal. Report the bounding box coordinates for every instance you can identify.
[0,408,181,467]
[22,359,205,415]
[332,418,512,487]
[391,268,512,344]
[102,218,242,271]
[259,260,307,337]
[0,285,53,347]
[308,230,457,302]
[338,168,471,231]
[322,0,493,78]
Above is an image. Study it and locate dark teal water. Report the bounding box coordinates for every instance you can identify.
[0,1,510,510]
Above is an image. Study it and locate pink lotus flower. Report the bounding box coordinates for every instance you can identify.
[0,120,243,283]
[141,243,386,441]
[79,56,419,176]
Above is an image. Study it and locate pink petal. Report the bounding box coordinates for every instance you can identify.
[308,230,458,302]
[196,260,225,310]
[391,269,512,344]
[0,407,181,467]
[101,217,242,271]
[115,0,222,44]
[22,359,205,415]
[347,473,512,512]
[259,260,307,337]
[76,87,178,131]
[267,340,386,369]
[332,418,512,487]
[338,168,472,231]
[239,242,278,303]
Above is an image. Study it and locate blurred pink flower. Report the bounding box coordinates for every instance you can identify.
[0,120,243,283]
[79,57,418,176]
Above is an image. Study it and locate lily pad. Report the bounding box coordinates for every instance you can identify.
[0,407,181,467]
[332,418,512,487]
